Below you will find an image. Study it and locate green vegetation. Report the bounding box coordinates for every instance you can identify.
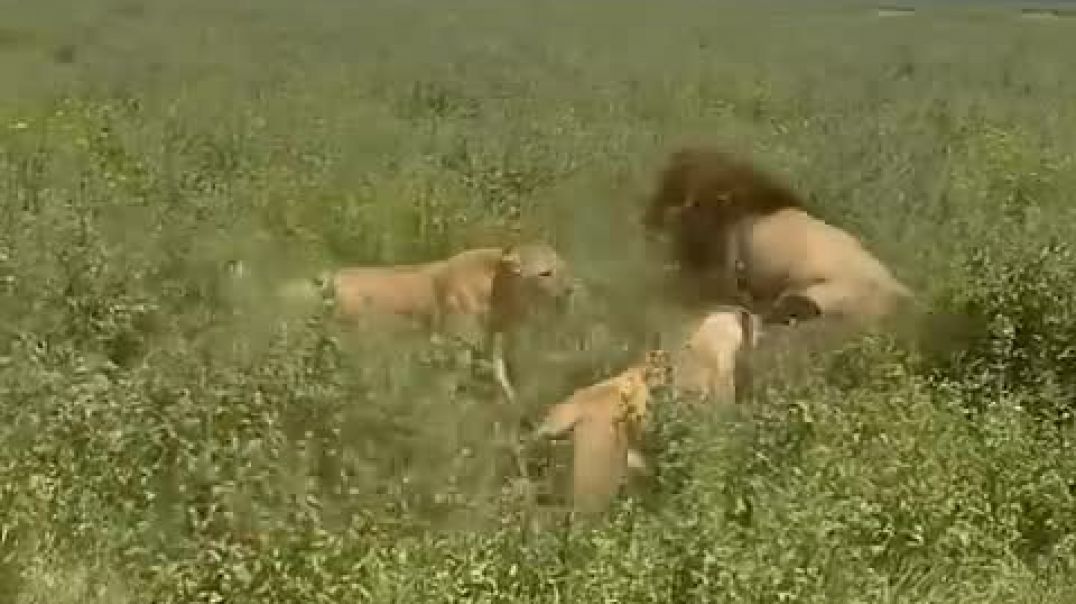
[1,0,1075,601]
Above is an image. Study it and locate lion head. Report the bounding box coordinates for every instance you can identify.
[490,242,576,330]
[643,145,807,276]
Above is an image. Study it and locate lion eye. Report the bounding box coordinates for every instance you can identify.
[537,270,553,277]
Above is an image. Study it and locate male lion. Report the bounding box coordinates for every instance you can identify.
[286,243,576,403]
[643,145,916,327]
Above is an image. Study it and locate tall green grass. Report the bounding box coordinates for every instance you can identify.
[1,0,1075,601]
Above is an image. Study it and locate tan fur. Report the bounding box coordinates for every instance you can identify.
[332,261,445,327]
[329,243,574,402]
[532,351,671,514]
[673,305,760,403]
[738,208,916,325]
[530,306,762,514]
[644,145,915,326]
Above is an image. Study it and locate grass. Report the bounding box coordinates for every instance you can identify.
[1,0,1076,601]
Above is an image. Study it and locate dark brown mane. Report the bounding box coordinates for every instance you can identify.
[643,145,806,232]
[642,145,810,306]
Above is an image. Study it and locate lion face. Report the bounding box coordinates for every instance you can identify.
[643,146,810,307]
[498,243,576,311]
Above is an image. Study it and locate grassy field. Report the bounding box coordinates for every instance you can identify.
[2,0,1076,601]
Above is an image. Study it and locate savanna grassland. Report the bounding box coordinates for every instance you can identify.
[2,0,1076,602]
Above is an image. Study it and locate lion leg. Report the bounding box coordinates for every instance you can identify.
[493,356,517,404]
[569,421,625,515]
[490,331,531,480]
[489,331,518,404]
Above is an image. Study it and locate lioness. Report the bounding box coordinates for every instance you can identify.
[530,350,673,515]
[530,305,759,514]
[672,304,760,404]
[643,145,916,328]
[307,243,576,402]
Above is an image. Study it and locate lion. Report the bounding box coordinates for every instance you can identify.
[300,243,575,403]
[529,304,760,514]
[672,304,761,404]
[529,350,673,515]
[643,144,916,327]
